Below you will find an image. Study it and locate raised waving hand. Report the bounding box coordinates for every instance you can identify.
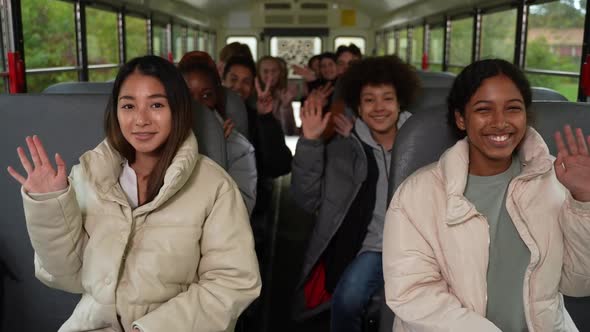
[332,113,354,138]
[255,77,274,115]
[300,93,331,140]
[7,135,68,194]
[308,82,334,108]
[292,64,316,82]
[554,125,590,202]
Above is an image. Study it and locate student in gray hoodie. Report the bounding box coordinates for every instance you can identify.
[290,56,421,331]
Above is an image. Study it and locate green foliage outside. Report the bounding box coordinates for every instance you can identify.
[126,16,148,61]
[398,30,408,61]
[450,17,473,66]
[526,0,585,100]
[481,10,516,61]
[21,1,151,91]
[86,7,118,82]
[22,0,76,92]
[153,25,167,58]
[411,26,424,66]
[438,0,584,100]
[173,25,184,62]
[429,28,444,65]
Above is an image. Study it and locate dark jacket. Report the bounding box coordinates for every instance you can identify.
[246,104,292,215]
[290,113,410,320]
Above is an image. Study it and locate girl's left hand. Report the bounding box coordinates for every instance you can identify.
[554,125,590,202]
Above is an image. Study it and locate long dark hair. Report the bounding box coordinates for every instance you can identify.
[105,55,193,204]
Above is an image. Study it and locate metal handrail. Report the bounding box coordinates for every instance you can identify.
[88,63,120,69]
[524,68,579,78]
[26,66,80,74]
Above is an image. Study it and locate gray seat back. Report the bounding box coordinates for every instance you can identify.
[0,94,108,332]
[531,87,568,102]
[192,100,228,169]
[387,104,455,200]
[530,101,590,155]
[407,87,451,114]
[43,82,114,94]
[416,71,455,88]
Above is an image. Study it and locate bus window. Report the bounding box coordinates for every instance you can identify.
[173,24,185,62]
[270,36,322,77]
[126,15,148,60]
[429,26,444,71]
[411,26,424,67]
[334,36,366,54]
[481,9,516,61]
[387,30,395,55]
[187,28,197,52]
[226,36,258,60]
[87,7,119,81]
[209,33,217,57]
[398,29,408,61]
[198,30,206,51]
[375,32,385,56]
[526,0,585,101]
[22,0,77,92]
[449,16,473,73]
[152,25,167,59]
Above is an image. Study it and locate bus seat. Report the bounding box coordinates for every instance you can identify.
[416,71,456,88]
[532,87,568,101]
[225,87,250,140]
[406,87,450,114]
[192,101,228,169]
[387,103,455,205]
[43,82,114,94]
[530,101,590,331]
[0,94,107,332]
[530,101,590,155]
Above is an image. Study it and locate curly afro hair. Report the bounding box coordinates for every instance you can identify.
[341,55,420,114]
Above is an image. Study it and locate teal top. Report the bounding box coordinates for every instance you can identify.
[464,157,531,332]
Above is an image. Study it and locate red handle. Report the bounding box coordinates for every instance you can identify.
[421,53,429,71]
[7,52,25,93]
[582,55,590,97]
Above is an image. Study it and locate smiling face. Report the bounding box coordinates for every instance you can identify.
[184,71,218,110]
[223,64,254,100]
[259,59,280,89]
[455,74,527,175]
[320,57,338,80]
[117,71,172,158]
[358,84,400,135]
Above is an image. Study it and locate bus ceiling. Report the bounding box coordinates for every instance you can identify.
[81,0,526,29]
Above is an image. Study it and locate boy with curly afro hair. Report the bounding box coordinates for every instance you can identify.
[290,55,421,331]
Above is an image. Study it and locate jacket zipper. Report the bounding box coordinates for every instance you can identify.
[508,178,538,332]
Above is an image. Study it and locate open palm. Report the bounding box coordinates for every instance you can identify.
[554,125,590,202]
[7,135,68,194]
[301,94,331,140]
